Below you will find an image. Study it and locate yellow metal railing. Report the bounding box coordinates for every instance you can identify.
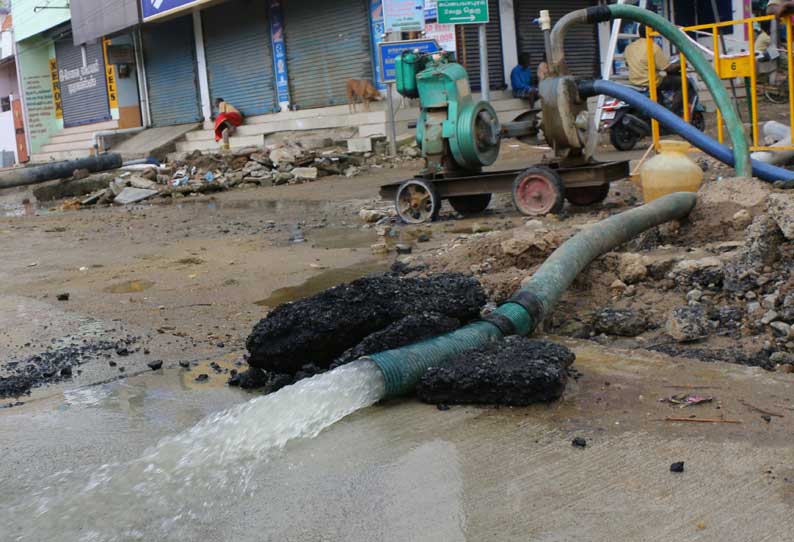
[647,14,794,151]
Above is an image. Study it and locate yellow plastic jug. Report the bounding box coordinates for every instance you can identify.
[640,140,704,202]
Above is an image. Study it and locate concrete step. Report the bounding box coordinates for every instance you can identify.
[41,140,94,154]
[48,131,100,145]
[358,123,389,138]
[176,134,265,153]
[29,149,93,163]
[60,120,118,136]
[195,111,386,139]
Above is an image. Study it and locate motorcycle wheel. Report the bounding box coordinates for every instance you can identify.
[610,123,640,151]
[764,80,789,104]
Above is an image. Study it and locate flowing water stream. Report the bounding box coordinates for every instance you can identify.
[2,360,386,542]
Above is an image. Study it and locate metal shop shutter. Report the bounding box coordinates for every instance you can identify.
[55,38,111,128]
[455,0,506,91]
[515,0,599,79]
[202,0,276,116]
[141,16,202,126]
[283,0,373,109]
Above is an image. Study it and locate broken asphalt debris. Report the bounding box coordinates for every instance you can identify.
[572,437,588,449]
[416,337,575,407]
[0,338,139,400]
[245,273,485,375]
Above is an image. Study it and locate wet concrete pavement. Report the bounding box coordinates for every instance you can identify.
[1,339,792,541]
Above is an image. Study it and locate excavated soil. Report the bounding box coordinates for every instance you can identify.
[405,177,794,372]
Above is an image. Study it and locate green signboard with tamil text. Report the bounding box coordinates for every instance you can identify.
[437,0,489,24]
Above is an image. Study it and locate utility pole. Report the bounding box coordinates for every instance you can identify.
[478,24,490,101]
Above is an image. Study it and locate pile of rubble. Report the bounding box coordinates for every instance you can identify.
[399,177,794,372]
[76,139,421,207]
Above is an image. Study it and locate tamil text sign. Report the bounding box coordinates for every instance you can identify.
[378,39,440,83]
[384,0,426,33]
[437,0,489,24]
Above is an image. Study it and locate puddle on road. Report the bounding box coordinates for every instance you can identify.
[179,357,243,390]
[171,197,333,215]
[255,260,390,308]
[103,280,155,294]
[309,227,378,249]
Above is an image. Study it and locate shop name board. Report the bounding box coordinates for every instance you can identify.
[141,0,206,21]
[384,0,425,33]
[378,39,440,83]
[58,60,102,97]
[437,0,489,24]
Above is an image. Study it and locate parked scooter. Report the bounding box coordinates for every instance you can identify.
[601,59,706,151]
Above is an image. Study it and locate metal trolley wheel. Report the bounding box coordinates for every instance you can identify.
[448,193,492,216]
[395,179,441,224]
[512,166,566,216]
[565,183,610,206]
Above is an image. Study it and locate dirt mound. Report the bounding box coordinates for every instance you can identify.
[246,274,486,374]
[416,337,575,406]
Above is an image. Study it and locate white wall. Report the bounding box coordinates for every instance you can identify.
[499,0,518,85]
[0,111,16,164]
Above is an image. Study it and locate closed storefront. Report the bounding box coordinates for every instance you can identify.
[283,0,373,109]
[141,15,202,126]
[455,0,505,91]
[55,38,111,127]
[515,0,599,79]
[202,0,277,116]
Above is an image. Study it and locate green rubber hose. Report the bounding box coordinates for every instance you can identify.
[550,4,751,178]
[370,192,698,397]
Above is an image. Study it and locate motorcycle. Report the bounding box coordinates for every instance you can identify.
[601,60,706,151]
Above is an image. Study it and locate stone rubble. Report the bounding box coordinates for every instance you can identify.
[72,139,421,207]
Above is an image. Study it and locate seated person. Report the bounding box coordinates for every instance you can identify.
[755,20,772,54]
[623,25,670,89]
[214,98,243,150]
[511,52,538,101]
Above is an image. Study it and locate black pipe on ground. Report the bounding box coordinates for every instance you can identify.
[0,154,123,190]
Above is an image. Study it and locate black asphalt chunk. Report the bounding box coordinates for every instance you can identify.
[246,274,485,374]
[416,337,575,407]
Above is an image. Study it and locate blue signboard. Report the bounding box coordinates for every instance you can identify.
[269,0,290,109]
[370,0,387,91]
[141,0,204,21]
[377,39,440,83]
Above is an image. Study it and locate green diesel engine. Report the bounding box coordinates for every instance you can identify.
[395,51,501,177]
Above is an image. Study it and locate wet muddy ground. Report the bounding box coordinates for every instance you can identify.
[3,139,794,540]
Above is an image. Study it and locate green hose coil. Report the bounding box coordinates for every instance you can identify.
[370,192,698,398]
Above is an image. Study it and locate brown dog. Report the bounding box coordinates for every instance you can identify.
[347,79,382,113]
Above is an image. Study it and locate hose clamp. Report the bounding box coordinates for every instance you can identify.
[506,290,546,325]
[480,313,517,336]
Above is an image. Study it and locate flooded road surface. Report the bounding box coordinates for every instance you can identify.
[255,260,390,307]
[2,340,793,541]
